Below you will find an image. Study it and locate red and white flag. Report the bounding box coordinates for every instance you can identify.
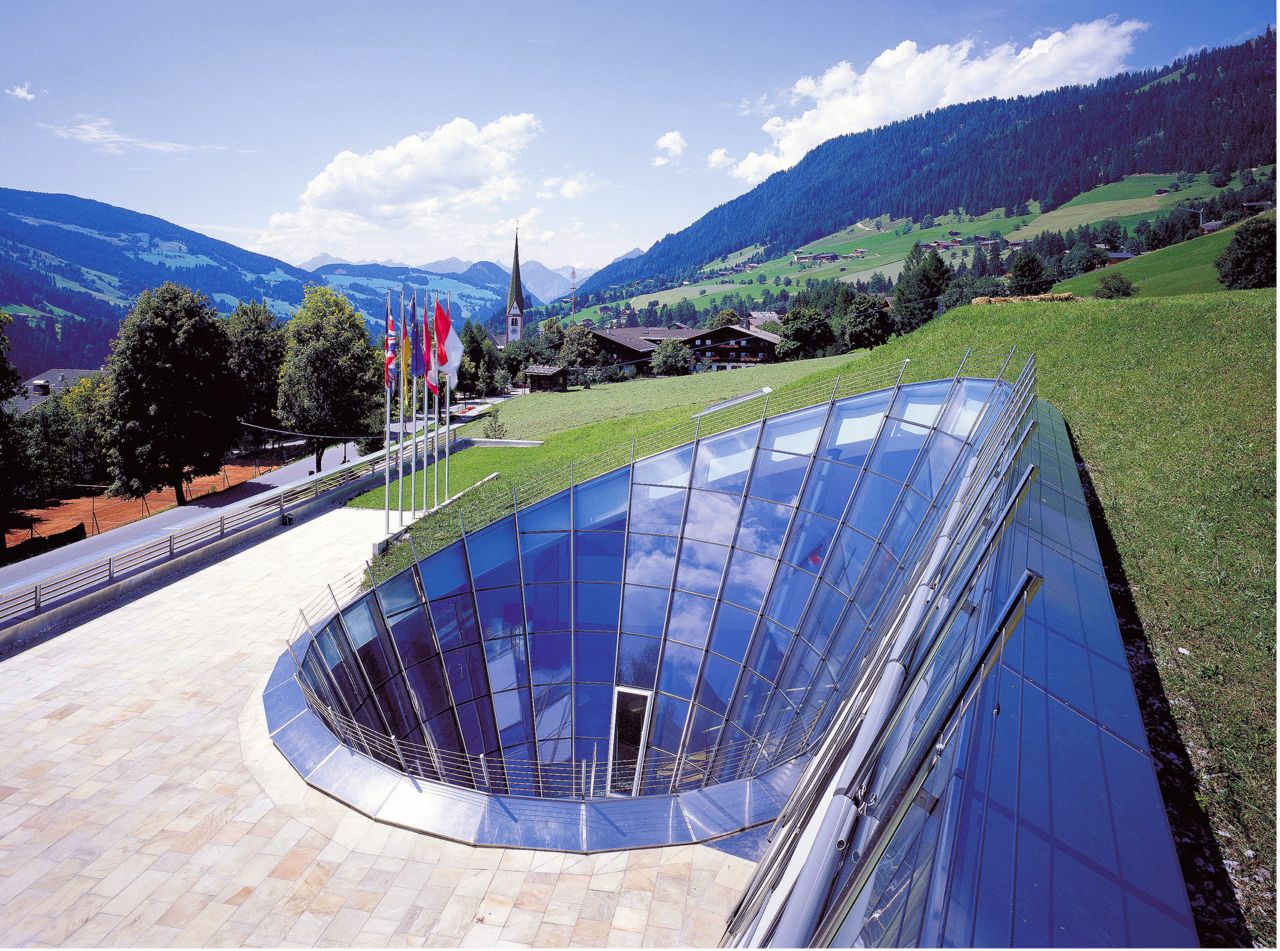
[434,297,463,388]
[425,298,439,396]
[383,291,398,388]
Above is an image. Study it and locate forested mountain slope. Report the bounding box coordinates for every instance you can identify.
[582,32,1276,294]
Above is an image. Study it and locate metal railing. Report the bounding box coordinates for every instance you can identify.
[298,675,825,801]
[0,427,449,631]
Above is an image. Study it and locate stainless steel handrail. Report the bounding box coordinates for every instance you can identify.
[297,674,824,801]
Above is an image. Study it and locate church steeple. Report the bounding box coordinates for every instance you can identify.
[505,230,525,345]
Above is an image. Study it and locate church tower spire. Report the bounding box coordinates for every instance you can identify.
[505,230,525,346]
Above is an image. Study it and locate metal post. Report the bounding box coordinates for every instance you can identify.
[590,744,598,799]
[480,753,490,791]
[580,759,588,801]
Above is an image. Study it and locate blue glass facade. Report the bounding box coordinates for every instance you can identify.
[270,364,1194,942]
[297,377,1012,798]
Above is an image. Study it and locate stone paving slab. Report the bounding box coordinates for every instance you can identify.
[0,508,756,947]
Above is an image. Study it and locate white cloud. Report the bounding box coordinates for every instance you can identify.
[537,173,589,199]
[706,148,735,170]
[253,115,634,267]
[5,82,35,102]
[38,115,223,154]
[722,18,1147,184]
[652,130,687,167]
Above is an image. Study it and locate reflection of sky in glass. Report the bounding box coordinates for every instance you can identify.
[323,379,1032,807]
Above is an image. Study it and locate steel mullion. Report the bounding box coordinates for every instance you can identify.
[710,367,906,781]
[406,534,472,788]
[367,559,437,780]
[509,485,547,796]
[459,514,502,792]
[668,386,787,789]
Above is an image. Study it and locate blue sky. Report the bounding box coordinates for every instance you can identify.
[1,1,1272,269]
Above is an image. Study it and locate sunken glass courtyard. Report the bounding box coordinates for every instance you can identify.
[263,352,1197,947]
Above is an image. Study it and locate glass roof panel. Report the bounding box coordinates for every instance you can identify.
[628,483,686,535]
[761,403,827,455]
[692,423,760,495]
[633,443,694,487]
[467,518,520,589]
[675,539,730,596]
[684,489,742,546]
[624,533,678,587]
[822,390,892,467]
[748,449,810,505]
[573,467,630,532]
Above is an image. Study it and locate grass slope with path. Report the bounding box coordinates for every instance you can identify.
[361,289,1276,942]
[1054,213,1272,298]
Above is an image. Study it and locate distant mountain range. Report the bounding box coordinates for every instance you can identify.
[0,188,543,376]
[301,253,602,305]
[581,32,1276,295]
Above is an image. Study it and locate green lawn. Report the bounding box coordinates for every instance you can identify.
[1054,213,1271,298]
[361,289,1277,941]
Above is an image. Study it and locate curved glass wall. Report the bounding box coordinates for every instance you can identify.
[294,377,1012,801]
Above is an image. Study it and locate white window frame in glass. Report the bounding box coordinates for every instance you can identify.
[607,686,654,797]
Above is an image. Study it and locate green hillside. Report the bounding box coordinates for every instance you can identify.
[564,172,1264,328]
[1054,213,1271,297]
[364,290,1276,943]
[1008,170,1260,239]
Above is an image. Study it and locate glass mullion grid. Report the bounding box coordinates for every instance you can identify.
[368,560,445,783]
[458,517,504,793]
[817,375,974,679]
[408,550,476,789]
[669,403,781,791]
[508,485,544,797]
[614,442,697,793]
[298,623,369,755]
[567,467,579,795]
[645,427,725,795]
[711,381,904,780]
[604,464,636,797]
[816,370,1025,700]
[327,594,403,770]
[753,378,947,773]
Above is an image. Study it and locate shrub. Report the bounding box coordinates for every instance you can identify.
[1094,272,1137,299]
[481,405,509,440]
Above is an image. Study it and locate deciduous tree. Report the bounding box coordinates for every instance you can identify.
[104,284,241,505]
[277,285,382,472]
[650,338,693,375]
[226,301,286,447]
[1215,216,1276,289]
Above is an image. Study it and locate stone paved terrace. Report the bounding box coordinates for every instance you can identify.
[0,508,755,947]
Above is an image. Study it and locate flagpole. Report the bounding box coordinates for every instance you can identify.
[432,295,439,511]
[444,293,451,500]
[410,292,418,521]
[397,288,405,527]
[383,291,392,536]
[384,370,391,535]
